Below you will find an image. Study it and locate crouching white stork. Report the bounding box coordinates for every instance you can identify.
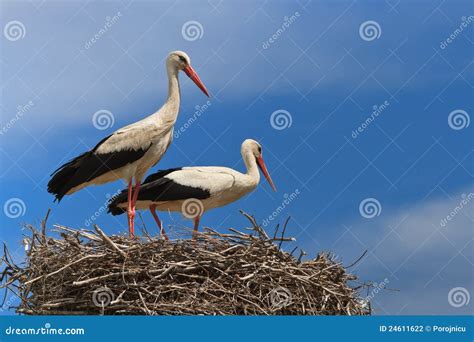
[47,51,209,237]
[107,139,276,239]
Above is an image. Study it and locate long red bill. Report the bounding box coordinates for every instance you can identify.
[256,156,277,192]
[183,65,209,97]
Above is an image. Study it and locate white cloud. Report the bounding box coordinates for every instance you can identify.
[344,186,474,314]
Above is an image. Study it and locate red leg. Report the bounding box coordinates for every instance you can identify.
[149,205,168,240]
[128,181,141,238]
[131,181,141,208]
[127,180,134,238]
[192,215,201,240]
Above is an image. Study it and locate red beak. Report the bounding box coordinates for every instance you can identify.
[183,65,209,97]
[256,156,277,192]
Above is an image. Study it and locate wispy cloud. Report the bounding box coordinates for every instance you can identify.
[343,186,473,314]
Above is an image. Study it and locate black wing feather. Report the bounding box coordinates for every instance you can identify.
[47,135,151,202]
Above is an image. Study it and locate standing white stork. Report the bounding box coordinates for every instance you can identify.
[47,51,209,237]
[107,139,276,239]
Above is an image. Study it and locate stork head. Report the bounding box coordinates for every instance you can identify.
[242,139,277,192]
[168,51,209,97]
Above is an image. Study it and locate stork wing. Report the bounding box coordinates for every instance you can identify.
[94,119,172,155]
[84,120,174,179]
[141,167,236,201]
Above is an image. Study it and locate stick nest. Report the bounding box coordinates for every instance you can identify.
[1,212,370,315]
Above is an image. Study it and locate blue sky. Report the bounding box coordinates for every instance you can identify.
[0,0,472,315]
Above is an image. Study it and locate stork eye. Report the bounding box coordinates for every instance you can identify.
[178,56,187,63]
[257,146,262,153]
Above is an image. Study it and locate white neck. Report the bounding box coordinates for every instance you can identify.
[155,62,181,123]
[242,148,260,184]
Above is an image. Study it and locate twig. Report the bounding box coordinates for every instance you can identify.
[93,225,127,258]
[345,250,368,268]
[279,216,291,250]
[40,209,51,246]
[240,210,269,240]
[273,223,280,240]
[297,249,307,263]
[23,254,106,285]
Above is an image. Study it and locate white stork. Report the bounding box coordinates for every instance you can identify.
[47,51,209,237]
[107,139,276,239]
